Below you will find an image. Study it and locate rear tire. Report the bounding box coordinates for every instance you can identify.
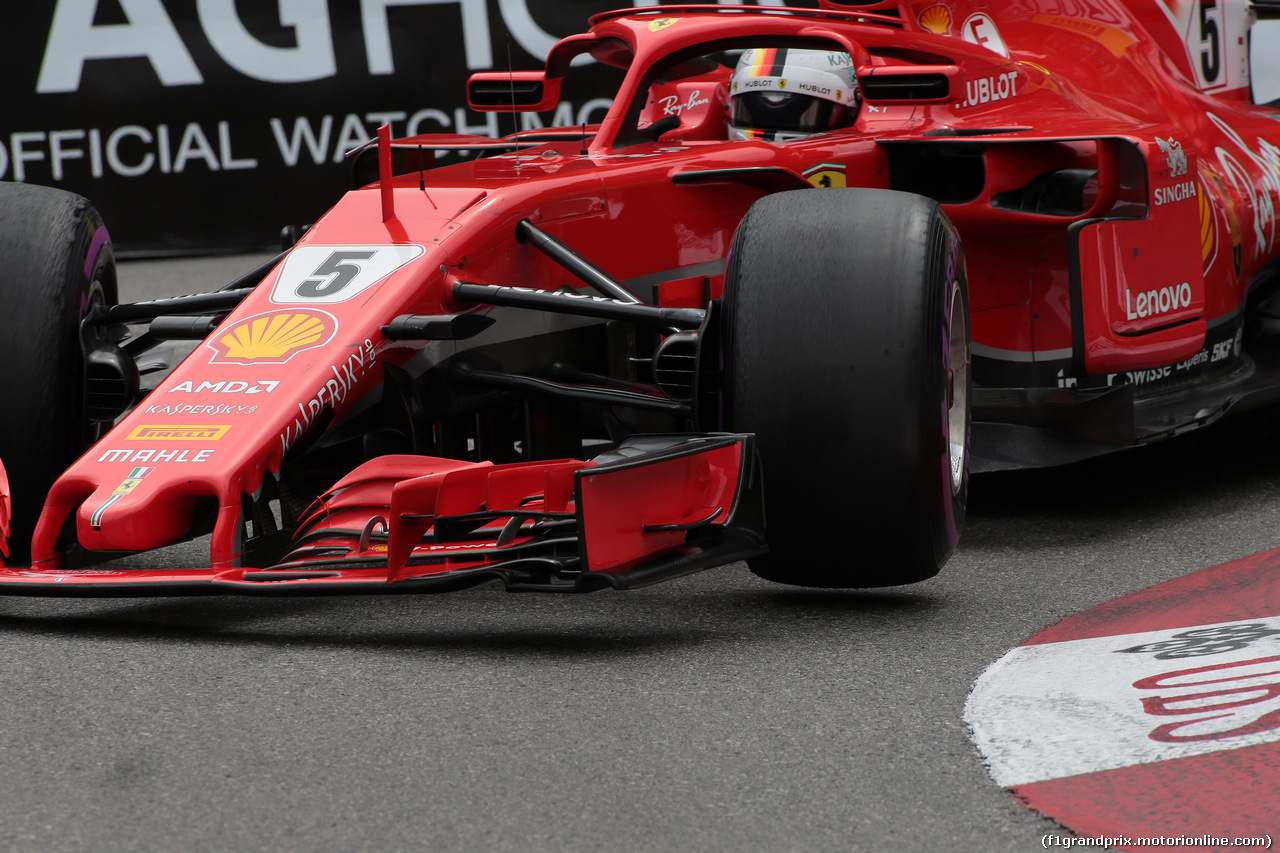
[0,183,117,561]
[723,188,969,587]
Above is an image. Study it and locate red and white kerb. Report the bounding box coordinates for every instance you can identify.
[966,547,1280,847]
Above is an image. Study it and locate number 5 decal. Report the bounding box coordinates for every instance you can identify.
[297,250,376,298]
[1197,0,1223,88]
[270,245,425,305]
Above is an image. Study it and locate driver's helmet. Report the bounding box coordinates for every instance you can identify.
[728,48,859,142]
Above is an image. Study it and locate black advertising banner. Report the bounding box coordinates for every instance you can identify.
[4,1,750,255]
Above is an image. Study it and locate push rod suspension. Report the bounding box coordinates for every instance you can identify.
[516,219,644,304]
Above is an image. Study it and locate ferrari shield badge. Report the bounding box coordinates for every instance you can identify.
[804,162,847,188]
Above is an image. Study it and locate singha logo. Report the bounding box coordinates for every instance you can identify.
[1157,136,1189,178]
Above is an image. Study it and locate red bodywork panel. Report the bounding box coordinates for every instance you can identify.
[3,0,1280,591]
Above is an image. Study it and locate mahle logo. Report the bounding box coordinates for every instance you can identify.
[206,309,337,365]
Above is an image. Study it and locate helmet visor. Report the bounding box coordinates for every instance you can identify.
[731,91,851,134]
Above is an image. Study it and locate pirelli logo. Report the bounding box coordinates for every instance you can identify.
[126,424,230,441]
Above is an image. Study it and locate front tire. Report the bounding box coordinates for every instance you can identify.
[0,183,117,561]
[723,188,969,588]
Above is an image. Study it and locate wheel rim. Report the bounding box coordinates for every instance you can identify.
[947,280,969,495]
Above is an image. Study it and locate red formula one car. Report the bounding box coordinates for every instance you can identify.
[3,0,1280,595]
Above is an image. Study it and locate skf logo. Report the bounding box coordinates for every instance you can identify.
[648,18,678,32]
[207,309,336,365]
[918,4,952,34]
[127,425,230,441]
[804,162,847,189]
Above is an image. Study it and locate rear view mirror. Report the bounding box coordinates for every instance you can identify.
[467,71,562,112]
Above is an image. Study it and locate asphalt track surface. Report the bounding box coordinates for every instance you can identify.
[3,254,1280,852]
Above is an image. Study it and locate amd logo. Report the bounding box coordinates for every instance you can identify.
[37,0,592,93]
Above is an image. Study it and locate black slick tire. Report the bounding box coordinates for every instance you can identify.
[723,188,969,588]
[0,183,117,562]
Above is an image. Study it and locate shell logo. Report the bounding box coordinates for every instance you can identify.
[919,4,952,34]
[207,309,337,365]
[1202,171,1244,282]
[1198,181,1216,264]
[1227,200,1244,279]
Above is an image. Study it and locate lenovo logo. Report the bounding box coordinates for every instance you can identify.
[1125,282,1193,320]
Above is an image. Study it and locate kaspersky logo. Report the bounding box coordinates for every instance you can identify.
[207,309,337,365]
